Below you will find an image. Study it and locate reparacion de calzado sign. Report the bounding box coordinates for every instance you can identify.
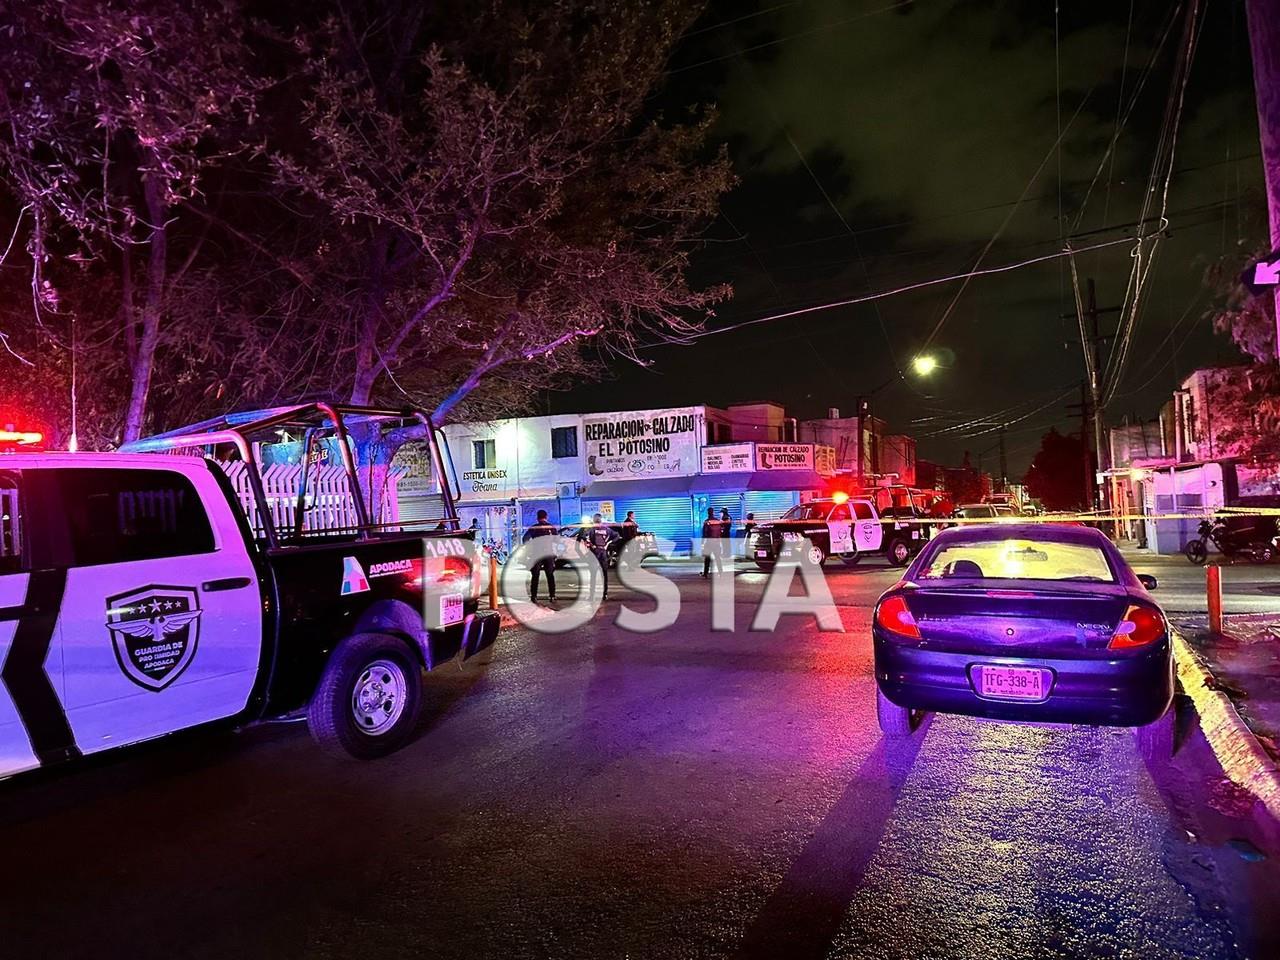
[583,408,699,478]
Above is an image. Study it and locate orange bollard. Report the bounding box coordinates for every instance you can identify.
[488,553,499,610]
[1207,565,1223,634]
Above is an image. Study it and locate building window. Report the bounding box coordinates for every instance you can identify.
[551,426,578,459]
[473,439,496,469]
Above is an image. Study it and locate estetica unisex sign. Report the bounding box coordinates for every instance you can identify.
[583,408,700,478]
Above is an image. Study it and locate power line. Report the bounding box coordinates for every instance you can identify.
[677,236,1134,345]
[667,0,915,75]
[682,2,799,39]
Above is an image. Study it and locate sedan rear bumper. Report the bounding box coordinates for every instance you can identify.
[874,634,1174,727]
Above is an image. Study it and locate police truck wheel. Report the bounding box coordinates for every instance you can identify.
[876,687,914,738]
[840,551,861,567]
[754,561,776,572]
[887,538,911,567]
[1184,539,1208,565]
[806,544,827,566]
[308,633,422,760]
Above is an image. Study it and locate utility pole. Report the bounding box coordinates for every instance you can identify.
[997,424,1008,492]
[1246,0,1280,358]
[1067,382,1093,510]
[1061,278,1121,511]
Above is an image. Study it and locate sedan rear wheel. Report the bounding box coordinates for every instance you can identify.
[876,687,915,738]
[1136,706,1176,763]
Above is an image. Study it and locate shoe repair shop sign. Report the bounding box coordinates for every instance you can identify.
[583,407,700,478]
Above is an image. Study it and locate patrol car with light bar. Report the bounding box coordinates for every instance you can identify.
[749,487,932,568]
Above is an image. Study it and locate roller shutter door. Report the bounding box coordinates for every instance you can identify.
[612,496,694,556]
[744,490,799,521]
[397,494,447,529]
[700,491,747,524]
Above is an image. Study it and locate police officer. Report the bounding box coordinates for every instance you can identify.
[578,513,618,600]
[620,510,639,542]
[701,507,726,578]
[522,509,558,603]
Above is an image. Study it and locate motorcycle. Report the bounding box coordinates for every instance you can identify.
[1185,516,1278,565]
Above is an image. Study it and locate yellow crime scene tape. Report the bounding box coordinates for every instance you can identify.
[872,509,1280,526]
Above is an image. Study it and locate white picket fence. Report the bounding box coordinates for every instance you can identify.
[216,461,407,540]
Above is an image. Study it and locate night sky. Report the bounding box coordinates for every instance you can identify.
[557,0,1265,476]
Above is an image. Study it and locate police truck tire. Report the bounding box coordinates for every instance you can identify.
[754,561,776,572]
[308,633,423,760]
[840,551,861,567]
[887,538,911,567]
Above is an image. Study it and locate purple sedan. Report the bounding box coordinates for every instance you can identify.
[873,523,1175,751]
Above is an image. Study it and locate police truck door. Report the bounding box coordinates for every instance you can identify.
[0,469,69,777]
[42,464,263,755]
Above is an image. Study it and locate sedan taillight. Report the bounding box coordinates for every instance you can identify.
[875,594,921,639]
[1109,604,1165,649]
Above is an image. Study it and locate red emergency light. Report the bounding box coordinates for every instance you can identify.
[0,428,44,450]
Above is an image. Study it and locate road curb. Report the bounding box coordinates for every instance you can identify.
[1172,630,1280,822]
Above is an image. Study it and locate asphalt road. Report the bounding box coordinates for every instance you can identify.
[1,560,1278,959]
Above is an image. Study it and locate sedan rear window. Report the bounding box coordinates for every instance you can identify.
[919,538,1115,583]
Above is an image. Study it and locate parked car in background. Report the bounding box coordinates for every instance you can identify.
[955,503,1017,521]
[556,523,661,568]
[872,523,1174,758]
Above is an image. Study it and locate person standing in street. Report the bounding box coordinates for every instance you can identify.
[701,507,725,578]
[522,509,558,604]
[578,513,618,600]
[621,510,639,542]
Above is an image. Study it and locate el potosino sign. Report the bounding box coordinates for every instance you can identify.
[755,443,815,471]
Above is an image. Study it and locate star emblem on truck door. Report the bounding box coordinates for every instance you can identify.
[105,585,203,691]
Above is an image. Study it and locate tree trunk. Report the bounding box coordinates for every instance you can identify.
[349,231,389,405]
[120,171,168,444]
[1247,0,1280,359]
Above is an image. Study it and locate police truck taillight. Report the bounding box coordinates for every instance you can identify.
[1109,604,1165,649]
[876,594,921,639]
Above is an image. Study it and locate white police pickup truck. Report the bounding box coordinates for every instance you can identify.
[0,404,498,781]
[749,491,929,568]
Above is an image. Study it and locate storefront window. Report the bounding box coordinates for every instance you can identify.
[472,439,496,469]
[551,426,578,459]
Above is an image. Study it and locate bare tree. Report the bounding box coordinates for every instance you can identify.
[0,0,257,441]
[272,1,733,421]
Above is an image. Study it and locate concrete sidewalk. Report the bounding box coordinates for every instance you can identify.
[1174,614,1280,764]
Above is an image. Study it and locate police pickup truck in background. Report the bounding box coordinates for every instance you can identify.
[0,404,498,781]
[749,493,929,568]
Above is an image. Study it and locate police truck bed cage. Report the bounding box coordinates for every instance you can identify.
[120,402,456,549]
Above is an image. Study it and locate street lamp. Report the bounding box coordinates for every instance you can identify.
[856,354,943,484]
[911,353,939,377]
